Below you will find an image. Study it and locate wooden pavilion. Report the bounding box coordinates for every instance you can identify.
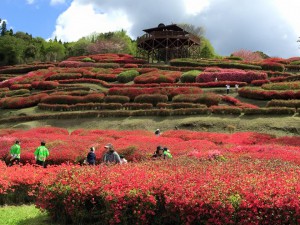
[137,23,201,63]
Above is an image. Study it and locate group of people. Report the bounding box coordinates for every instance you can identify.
[152,146,173,160]
[214,77,239,94]
[8,139,172,167]
[8,140,49,167]
[85,143,127,166]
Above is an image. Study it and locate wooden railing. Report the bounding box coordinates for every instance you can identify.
[137,31,200,45]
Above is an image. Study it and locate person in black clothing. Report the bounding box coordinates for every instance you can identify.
[86,147,96,165]
[155,129,161,136]
[152,146,163,159]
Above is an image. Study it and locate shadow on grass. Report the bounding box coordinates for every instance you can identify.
[16,214,62,225]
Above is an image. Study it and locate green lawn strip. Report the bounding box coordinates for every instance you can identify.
[0,205,56,225]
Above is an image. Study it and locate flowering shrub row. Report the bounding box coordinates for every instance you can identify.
[40,93,105,105]
[196,68,267,83]
[9,84,32,90]
[108,87,203,100]
[157,103,207,109]
[38,103,123,111]
[134,94,168,106]
[266,100,300,109]
[260,62,285,72]
[0,63,54,74]
[170,58,262,70]
[0,89,30,98]
[104,95,130,104]
[250,79,269,86]
[31,81,59,90]
[243,107,296,115]
[45,72,82,81]
[0,93,48,109]
[58,61,120,68]
[238,87,300,100]
[262,81,300,90]
[172,93,221,107]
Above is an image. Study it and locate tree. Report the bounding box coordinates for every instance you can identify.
[179,23,205,37]
[0,35,25,65]
[1,20,7,36]
[44,40,65,62]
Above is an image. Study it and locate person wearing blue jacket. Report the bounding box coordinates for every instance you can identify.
[86,147,96,165]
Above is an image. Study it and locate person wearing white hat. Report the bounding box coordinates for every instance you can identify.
[103,143,121,164]
[155,129,161,136]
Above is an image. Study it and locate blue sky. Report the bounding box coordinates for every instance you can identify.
[1,0,300,58]
[1,0,71,38]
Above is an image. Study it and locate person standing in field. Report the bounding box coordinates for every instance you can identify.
[86,147,96,165]
[235,84,239,93]
[34,141,49,168]
[226,84,230,94]
[8,140,21,166]
[103,143,121,164]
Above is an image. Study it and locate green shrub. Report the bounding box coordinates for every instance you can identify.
[134,94,168,106]
[117,70,139,83]
[226,56,243,61]
[81,57,95,63]
[180,70,201,83]
[243,107,296,115]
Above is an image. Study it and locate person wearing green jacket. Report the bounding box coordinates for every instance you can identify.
[34,141,49,168]
[163,147,173,159]
[9,140,21,166]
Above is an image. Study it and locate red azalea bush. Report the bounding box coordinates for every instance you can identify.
[262,81,300,90]
[172,93,221,107]
[238,87,300,100]
[40,93,105,105]
[196,68,267,83]
[31,81,59,90]
[9,84,32,90]
[260,62,285,72]
[0,93,48,109]
[134,70,182,84]
[108,87,203,100]
[266,100,300,109]
[46,73,82,81]
[134,94,168,106]
[250,79,270,86]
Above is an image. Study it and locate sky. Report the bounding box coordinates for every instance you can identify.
[1,0,300,58]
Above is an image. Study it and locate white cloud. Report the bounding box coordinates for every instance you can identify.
[51,0,300,57]
[184,0,210,15]
[50,0,66,5]
[51,1,132,42]
[26,0,35,4]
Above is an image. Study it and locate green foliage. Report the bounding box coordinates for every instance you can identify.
[180,70,201,83]
[117,69,139,83]
[0,205,51,225]
[81,57,95,62]
[228,194,242,210]
[199,38,216,59]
